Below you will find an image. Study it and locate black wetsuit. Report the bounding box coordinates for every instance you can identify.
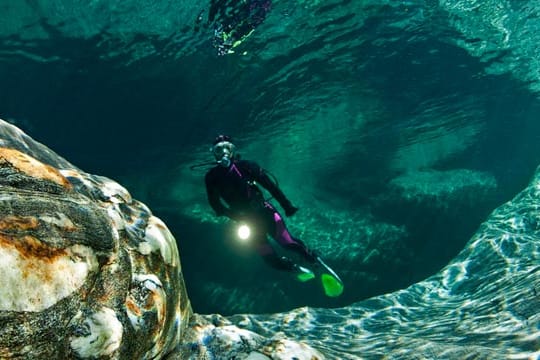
[205,159,316,271]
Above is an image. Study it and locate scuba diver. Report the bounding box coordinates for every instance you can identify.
[199,0,272,55]
[204,135,344,296]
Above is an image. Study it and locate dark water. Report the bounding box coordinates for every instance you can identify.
[1,0,540,316]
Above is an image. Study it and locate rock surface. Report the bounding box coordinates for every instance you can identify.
[169,314,325,360]
[0,119,190,359]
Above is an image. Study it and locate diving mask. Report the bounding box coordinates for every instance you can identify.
[212,141,236,167]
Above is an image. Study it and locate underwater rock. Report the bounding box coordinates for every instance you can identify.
[383,169,498,210]
[373,168,500,274]
[170,314,325,360]
[0,119,190,359]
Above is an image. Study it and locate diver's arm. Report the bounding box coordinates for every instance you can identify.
[206,187,243,220]
[248,162,298,216]
[205,174,238,219]
[206,187,226,216]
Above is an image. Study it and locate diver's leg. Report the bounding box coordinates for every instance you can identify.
[256,242,314,281]
[259,245,296,271]
[264,202,318,263]
[249,213,289,269]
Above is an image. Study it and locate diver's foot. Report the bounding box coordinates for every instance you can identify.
[294,264,316,282]
[305,251,320,264]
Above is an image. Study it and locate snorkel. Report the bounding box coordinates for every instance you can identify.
[217,152,232,167]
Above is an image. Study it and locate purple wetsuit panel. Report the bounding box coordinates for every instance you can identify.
[255,202,297,256]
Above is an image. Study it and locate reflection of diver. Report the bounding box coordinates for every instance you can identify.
[206,0,272,55]
[203,135,344,297]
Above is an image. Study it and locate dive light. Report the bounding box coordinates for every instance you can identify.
[237,224,251,241]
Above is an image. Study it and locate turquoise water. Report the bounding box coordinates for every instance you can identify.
[1,0,539,341]
[224,170,540,358]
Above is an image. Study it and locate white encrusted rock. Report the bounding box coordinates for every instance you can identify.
[0,119,191,359]
[70,307,123,358]
[172,314,325,360]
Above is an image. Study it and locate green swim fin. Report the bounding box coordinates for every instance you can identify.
[321,273,344,297]
[316,257,344,297]
[295,265,316,282]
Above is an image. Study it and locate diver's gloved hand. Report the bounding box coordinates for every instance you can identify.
[285,206,299,217]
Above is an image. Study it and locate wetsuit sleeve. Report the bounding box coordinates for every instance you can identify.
[205,171,236,219]
[248,161,297,214]
[205,173,243,220]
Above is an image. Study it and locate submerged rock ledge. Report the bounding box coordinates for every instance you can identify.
[1,118,538,359]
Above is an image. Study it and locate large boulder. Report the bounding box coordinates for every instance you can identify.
[0,120,191,359]
[0,119,323,360]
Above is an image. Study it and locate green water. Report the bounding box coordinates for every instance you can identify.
[1,0,540,318]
